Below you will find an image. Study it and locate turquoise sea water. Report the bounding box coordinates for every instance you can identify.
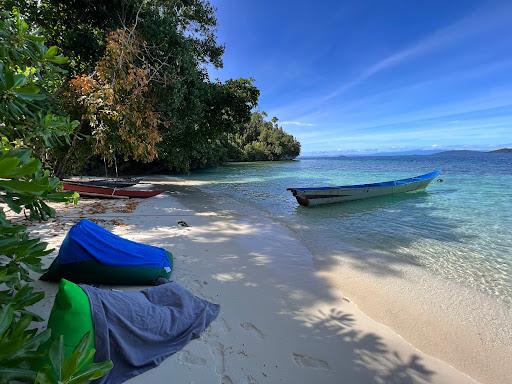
[186,153,512,305]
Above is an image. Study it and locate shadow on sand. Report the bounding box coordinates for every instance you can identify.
[135,185,446,383]
[51,184,466,383]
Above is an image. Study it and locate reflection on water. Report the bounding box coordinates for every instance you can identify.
[185,154,512,304]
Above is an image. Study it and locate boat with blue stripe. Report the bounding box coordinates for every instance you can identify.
[287,170,440,207]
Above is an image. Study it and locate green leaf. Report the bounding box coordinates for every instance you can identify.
[0,367,37,381]
[0,157,20,177]
[0,180,48,194]
[35,333,113,384]
[66,360,114,384]
[48,335,65,381]
[0,304,14,337]
[62,332,90,378]
[44,46,58,58]
[12,73,28,89]
[14,85,46,101]
[8,328,51,362]
[34,371,52,384]
[49,56,68,65]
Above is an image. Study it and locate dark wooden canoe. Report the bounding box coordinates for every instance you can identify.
[63,183,163,198]
[63,178,141,188]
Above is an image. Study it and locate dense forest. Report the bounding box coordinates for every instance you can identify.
[227,112,301,162]
[1,0,301,176]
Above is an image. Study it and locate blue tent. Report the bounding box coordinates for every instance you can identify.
[41,219,173,285]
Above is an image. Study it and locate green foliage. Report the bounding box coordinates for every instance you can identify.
[0,304,51,383]
[228,112,301,161]
[14,0,235,174]
[3,0,225,74]
[0,10,111,383]
[158,78,260,172]
[35,333,113,384]
[0,10,78,161]
[4,0,300,175]
[0,138,112,383]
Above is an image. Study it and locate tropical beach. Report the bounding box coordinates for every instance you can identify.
[2,1,512,384]
[27,177,506,384]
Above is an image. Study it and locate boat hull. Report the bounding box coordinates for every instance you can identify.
[63,179,140,189]
[63,183,162,198]
[287,171,439,207]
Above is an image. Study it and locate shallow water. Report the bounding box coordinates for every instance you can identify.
[185,153,512,305]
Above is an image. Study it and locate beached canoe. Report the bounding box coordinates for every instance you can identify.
[287,170,440,207]
[63,179,140,189]
[63,183,163,198]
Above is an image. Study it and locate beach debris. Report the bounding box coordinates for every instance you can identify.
[112,200,140,213]
[178,220,190,227]
[86,203,108,215]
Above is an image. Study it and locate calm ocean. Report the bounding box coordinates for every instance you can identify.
[186,153,512,305]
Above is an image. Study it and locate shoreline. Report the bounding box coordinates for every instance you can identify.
[29,177,504,383]
[166,176,512,384]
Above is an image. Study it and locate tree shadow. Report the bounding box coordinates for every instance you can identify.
[301,307,435,384]
[143,186,444,383]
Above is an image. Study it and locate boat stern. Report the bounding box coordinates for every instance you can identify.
[287,188,310,207]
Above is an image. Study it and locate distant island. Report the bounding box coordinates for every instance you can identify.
[423,148,512,156]
[435,150,481,156]
[300,147,512,158]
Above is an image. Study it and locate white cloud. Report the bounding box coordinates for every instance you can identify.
[322,4,512,102]
[270,2,512,121]
[281,121,316,127]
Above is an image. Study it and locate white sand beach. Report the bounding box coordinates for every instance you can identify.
[28,178,509,384]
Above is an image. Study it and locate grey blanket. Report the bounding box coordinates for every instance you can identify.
[80,282,220,384]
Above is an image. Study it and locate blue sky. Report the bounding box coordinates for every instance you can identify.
[209,0,512,155]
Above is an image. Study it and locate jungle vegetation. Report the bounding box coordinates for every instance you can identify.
[2,0,301,175]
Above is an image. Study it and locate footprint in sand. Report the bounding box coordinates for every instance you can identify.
[240,322,265,339]
[292,353,330,370]
[246,375,259,384]
[209,342,226,375]
[178,350,207,366]
[217,317,231,333]
[209,342,236,384]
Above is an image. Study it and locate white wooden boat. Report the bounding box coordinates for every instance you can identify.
[287,171,440,207]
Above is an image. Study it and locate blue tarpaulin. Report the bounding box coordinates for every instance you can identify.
[57,219,170,268]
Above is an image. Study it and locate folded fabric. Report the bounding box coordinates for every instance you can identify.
[46,279,95,358]
[80,282,220,384]
[40,219,173,285]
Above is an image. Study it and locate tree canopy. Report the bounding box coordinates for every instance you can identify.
[2,0,300,176]
[227,112,301,162]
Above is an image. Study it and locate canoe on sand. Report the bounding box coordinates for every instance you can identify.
[63,178,140,189]
[63,183,163,199]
